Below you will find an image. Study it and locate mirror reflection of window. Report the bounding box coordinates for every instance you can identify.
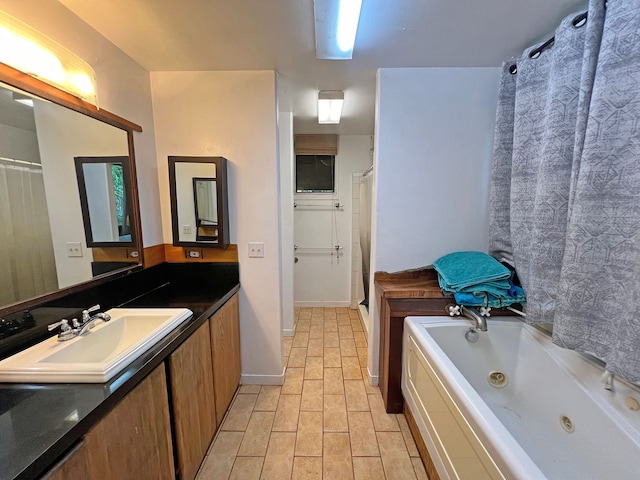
[193,178,218,241]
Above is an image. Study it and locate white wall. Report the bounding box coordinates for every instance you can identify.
[294,135,372,307]
[0,0,162,247]
[278,111,295,336]
[151,71,284,384]
[369,67,501,382]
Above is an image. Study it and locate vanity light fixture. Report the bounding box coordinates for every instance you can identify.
[12,92,34,107]
[0,10,98,105]
[314,0,363,60]
[318,90,344,124]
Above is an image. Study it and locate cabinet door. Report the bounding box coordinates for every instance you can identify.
[83,364,174,479]
[41,442,89,480]
[210,293,241,426]
[169,322,217,480]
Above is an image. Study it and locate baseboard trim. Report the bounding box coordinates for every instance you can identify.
[241,368,285,386]
[367,367,378,387]
[357,304,369,338]
[283,328,295,337]
[294,301,351,308]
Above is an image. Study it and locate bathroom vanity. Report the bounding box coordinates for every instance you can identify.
[0,262,241,480]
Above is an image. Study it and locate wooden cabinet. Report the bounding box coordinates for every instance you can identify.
[168,321,217,480]
[209,293,241,426]
[43,365,174,480]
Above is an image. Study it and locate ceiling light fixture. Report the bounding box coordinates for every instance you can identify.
[318,90,344,124]
[314,0,363,60]
[0,10,98,105]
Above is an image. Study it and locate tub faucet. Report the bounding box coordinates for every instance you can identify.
[460,305,487,332]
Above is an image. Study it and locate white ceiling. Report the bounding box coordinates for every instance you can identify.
[58,0,587,135]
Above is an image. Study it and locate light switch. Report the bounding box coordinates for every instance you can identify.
[66,242,83,257]
[248,242,264,258]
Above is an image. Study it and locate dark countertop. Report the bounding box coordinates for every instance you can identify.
[0,263,239,480]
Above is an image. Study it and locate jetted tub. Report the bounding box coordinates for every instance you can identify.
[402,316,640,480]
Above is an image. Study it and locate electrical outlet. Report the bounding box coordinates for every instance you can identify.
[187,249,201,258]
[66,242,83,257]
[248,242,264,258]
[183,225,192,234]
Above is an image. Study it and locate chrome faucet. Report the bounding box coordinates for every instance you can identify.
[47,304,111,341]
[77,304,111,336]
[460,305,487,332]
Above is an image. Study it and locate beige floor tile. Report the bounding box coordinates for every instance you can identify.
[261,432,296,480]
[337,314,351,325]
[323,321,338,332]
[324,331,340,347]
[307,338,324,356]
[300,379,324,411]
[324,368,345,395]
[348,411,379,456]
[351,319,364,333]
[288,347,308,368]
[338,325,354,339]
[229,457,264,480]
[272,394,301,432]
[377,431,417,479]
[342,356,362,380]
[336,307,349,315]
[198,431,244,479]
[309,325,324,339]
[284,337,293,357]
[324,394,348,432]
[282,367,304,395]
[352,457,385,480]
[353,331,367,348]
[323,347,342,367]
[357,348,368,368]
[293,331,310,348]
[239,384,262,394]
[340,338,357,357]
[292,457,323,480]
[299,308,313,320]
[295,411,323,456]
[362,370,379,394]
[312,307,324,316]
[344,380,370,411]
[221,394,258,431]
[412,457,429,480]
[238,411,276,456]
[255,385,281,411]
[311,316,324,326]
[297,319,311,332]
[304,356,324,380]
[323,433,353,480]
[397,414,420,457]
[368,394,400,431]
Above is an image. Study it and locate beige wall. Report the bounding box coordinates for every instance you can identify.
[151,71,284,382]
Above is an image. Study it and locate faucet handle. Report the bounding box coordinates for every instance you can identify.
[446,304,461,316]
[48,319,70,332]
[82,304,101,321]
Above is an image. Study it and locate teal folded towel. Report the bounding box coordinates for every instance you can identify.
[454,283,526,308]
[433,251,510,292]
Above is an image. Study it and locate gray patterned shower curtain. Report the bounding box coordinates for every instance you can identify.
[489,0,640,384]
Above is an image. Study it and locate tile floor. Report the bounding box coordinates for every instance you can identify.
[197,307,428,480]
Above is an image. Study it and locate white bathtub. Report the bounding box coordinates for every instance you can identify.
[402,316,640,480]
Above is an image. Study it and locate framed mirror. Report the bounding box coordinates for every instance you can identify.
[75,156,136,247]
[168,156,229,248]
[0,63,143,317]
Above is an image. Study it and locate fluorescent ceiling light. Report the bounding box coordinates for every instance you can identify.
[12,92,34,107]
[314,0,363,60]
[318,90,344,124]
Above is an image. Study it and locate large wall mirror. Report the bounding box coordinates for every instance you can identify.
[0,65,143,318]
[168,156,229,248]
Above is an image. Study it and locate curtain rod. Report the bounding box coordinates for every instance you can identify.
[0,156,42,168]
[510,11,589,74]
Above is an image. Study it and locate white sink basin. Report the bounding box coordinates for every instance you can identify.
[0,308,192,383]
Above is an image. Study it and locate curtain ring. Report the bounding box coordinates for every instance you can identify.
[509,64,518,75]
[572,12,588,28]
